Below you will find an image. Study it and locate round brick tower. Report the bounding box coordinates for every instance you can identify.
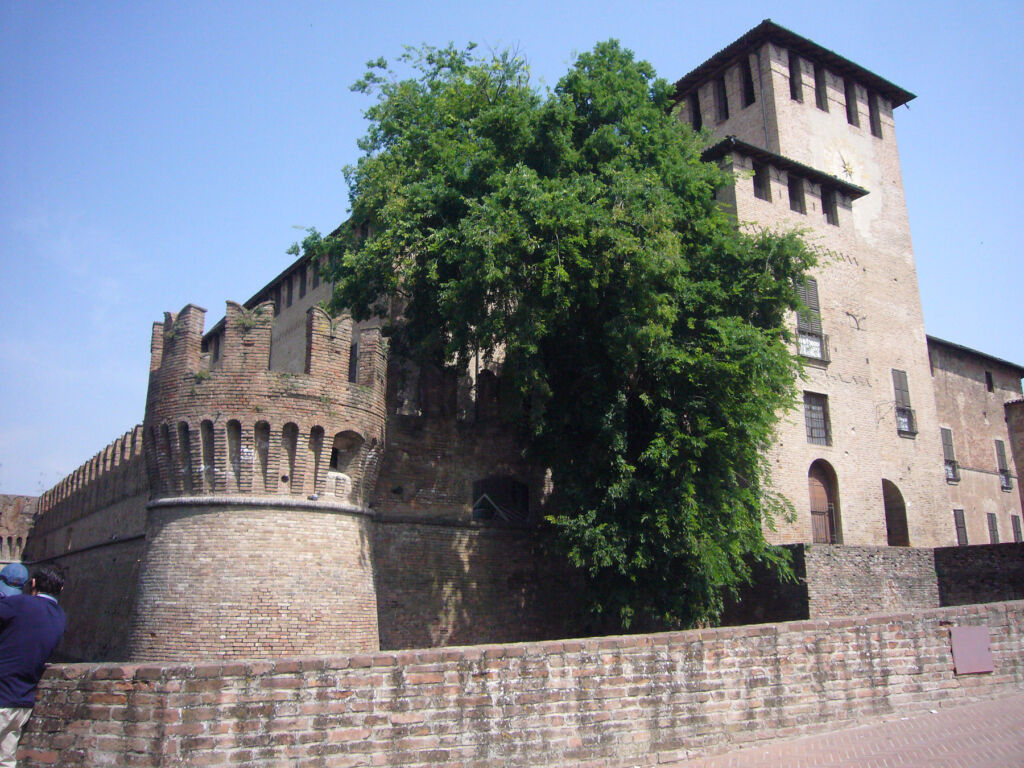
[127,301,387,661]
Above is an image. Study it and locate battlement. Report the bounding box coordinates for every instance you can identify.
[143,302,389,508]
[32,426,147,536]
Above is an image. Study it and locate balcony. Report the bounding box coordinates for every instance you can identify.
[944,459,960,483]
[798,332,830,364]
[896,406,917,437]
[1000,470,1014,492]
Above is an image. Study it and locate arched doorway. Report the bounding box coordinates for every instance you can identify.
[808,460,841,544]
[882,479,909,546]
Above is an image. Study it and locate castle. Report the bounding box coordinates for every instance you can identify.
[7,21,1023,662]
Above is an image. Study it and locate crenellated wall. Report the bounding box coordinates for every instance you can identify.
[20,427,148,661]
[27,426,147,550]
[144,301,388,508]
[127,301,390,660]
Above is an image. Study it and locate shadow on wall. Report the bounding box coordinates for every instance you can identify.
[936,542,1024,607]
[46,540,145,662]
[372,517,595,650]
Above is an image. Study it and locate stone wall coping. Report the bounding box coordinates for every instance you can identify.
[44,598,1023,684]
[146,495,373,516]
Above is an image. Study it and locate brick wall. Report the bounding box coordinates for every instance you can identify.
[373,518,586,650]
[21,427,149,661]
[804,544,940,616]
[936,543,1024,606]
[0,494,36,562]
[127,503,380,661]
[20,600,1024,767]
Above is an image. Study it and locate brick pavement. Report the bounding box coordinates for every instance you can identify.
[674,693,1024,767]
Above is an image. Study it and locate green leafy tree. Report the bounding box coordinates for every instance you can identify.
[306,41,815,629]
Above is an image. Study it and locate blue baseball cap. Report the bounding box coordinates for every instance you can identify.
[0,563,28,597]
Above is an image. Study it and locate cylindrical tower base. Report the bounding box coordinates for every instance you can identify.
[127,499,379,661]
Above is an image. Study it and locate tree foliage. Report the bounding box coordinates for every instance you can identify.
[306,41,815,629]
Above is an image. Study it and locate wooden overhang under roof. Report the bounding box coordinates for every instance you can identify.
[672,19,915,109]
[702,136,870,200]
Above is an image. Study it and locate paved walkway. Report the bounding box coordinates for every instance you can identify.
[676,693,1024,767]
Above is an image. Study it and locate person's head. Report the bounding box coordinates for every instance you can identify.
[31,567,64,598]
[0,563,28,597]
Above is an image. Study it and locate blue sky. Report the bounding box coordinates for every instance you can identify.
[2,1,1022,495]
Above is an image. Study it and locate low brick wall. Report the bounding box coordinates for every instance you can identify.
[21,600,1024,767]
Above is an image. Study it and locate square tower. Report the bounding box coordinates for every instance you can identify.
[673,21,950,547]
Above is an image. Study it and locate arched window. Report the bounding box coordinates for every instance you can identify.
[808,460,841,544]
[177,422,193,493]
[200,420,215,491]
[882,479,909,546]
[226,420,242,491]
[308,426,325,494]
[159,423,173,493]
[329,431,364,474]
[281,422,299,493]
[254,421,271,492]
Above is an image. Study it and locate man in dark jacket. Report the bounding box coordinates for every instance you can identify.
[0,567,66,767]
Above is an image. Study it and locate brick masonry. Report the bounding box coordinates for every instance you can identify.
[18,600,1024,767]
[929,338,1024,544]
[0,494,35,563]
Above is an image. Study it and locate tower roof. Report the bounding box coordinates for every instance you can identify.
[672,19,916,108]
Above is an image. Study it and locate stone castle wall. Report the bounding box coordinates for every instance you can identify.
[19,600,1024,767]
[126,301,390,660]
[20,427,148,661]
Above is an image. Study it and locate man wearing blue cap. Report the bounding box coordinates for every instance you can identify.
[0,565,27,599]
[0,567,66,767]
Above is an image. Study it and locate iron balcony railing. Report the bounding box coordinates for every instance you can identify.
[896,406,917,436]
[798,332,830,363]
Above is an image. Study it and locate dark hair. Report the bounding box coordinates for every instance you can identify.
[32,567,64,597]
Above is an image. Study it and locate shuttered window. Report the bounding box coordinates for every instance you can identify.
[996,439,1013,490]
[796,277,827,360]
[941,428,959,481]
[953,509,967,547]
[892,369,916,436]
[1012,516,1022,543]
[995,439,1008,472]
[987,513,999,544]
[892,369,911,408]
[797,278,822,334]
